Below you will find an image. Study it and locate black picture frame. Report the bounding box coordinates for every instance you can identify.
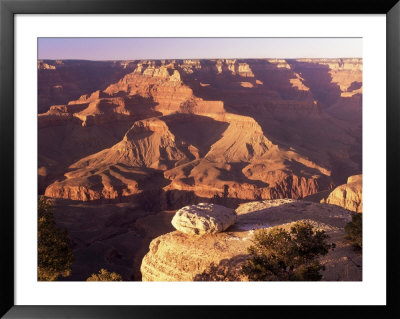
[1,0,399,318]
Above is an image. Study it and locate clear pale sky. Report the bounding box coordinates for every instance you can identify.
[38,38,362,60]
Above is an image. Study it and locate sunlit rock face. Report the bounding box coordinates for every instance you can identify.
[322,174,362,213]
[39,58,362,204]
[140,200,361,281]
[171,203,237,235]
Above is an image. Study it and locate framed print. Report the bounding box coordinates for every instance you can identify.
[1,0,399,318]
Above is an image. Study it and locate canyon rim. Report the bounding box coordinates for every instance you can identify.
[38,38,362,282]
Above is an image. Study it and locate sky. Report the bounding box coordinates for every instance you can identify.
[38,38,362,60]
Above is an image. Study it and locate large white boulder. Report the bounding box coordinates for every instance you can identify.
[171,203,237,235]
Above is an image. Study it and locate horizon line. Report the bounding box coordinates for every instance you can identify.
[38,57,363,61]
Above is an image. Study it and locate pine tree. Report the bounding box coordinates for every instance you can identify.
[242,222,335,281]
[38,196,73,281]
[86,269,123,281]
[344,213,362,249]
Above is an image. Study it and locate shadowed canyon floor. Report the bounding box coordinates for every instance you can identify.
[52,199,176,281]
[38,58,362,281]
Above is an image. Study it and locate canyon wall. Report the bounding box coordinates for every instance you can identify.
[39,58,362,204]
[38,60,137,113]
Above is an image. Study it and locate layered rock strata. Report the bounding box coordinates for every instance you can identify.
[38,60,137,113]
[40,58,362,203]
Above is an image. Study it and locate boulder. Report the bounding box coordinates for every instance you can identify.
[171,203,237,235]
[141,199,361,281]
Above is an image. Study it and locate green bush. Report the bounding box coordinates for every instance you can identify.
[344,213,362,249]
[86,269,123,281]
[241,222,335,281]
[38,196,73,281]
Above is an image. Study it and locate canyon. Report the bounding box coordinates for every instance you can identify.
[38,58,362,280]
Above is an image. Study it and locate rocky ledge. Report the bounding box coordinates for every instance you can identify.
[140,199,361,281]
[321,174,362,213]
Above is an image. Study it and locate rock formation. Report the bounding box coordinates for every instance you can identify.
[321,174,362,213]
[171,203,237,235]
[38,60,137,113]
[140,199,361,281]
[39,58,362,206]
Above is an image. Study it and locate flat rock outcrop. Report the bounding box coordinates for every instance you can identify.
[171,203,237,235]
[321,174,362,213]
[140,199,361,281]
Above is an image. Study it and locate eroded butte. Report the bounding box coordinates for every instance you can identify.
[39,58,362,204]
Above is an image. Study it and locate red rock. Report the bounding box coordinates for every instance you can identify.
[39,58,362,205]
